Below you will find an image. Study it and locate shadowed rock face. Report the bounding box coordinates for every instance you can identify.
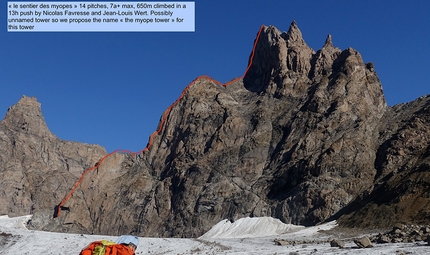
[5,21,430,238]
[336,95,430,229]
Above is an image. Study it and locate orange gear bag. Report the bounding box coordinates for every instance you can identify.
[79,240,135,255]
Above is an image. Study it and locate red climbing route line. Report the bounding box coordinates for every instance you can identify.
[55,24,265,218]
[243,25,264,80]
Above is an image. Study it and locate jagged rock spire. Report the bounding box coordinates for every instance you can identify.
[243,21,314,95]
[281,21,315,74]
[283,20,307,47]
[324,34,333,47]
[309,34,341,78]
[244,21,386,104]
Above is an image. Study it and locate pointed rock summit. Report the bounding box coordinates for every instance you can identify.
[324,34,333,47]
[281,21,315,74]
[309,34,341,78]
[243,22,314,95]
[282,20,307,47]
[2,96,52,137]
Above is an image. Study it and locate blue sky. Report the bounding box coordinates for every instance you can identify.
[1,1,429,153]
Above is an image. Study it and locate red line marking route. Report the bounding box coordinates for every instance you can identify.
[55,25,264,217]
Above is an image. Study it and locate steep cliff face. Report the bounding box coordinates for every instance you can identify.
[0,96,106,217]
[43,21,391,237]
[337,95,430,229]
[8,21,430,238]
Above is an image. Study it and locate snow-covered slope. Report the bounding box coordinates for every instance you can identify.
[1,215,429,254]
[200,217,305,238]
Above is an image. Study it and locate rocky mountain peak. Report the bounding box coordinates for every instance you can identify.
[243,21,384,110]
[9,21,430,239]
[2,95,53,138]
[0,96,106,217]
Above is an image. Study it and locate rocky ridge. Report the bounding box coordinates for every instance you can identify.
[2,21,430,238]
